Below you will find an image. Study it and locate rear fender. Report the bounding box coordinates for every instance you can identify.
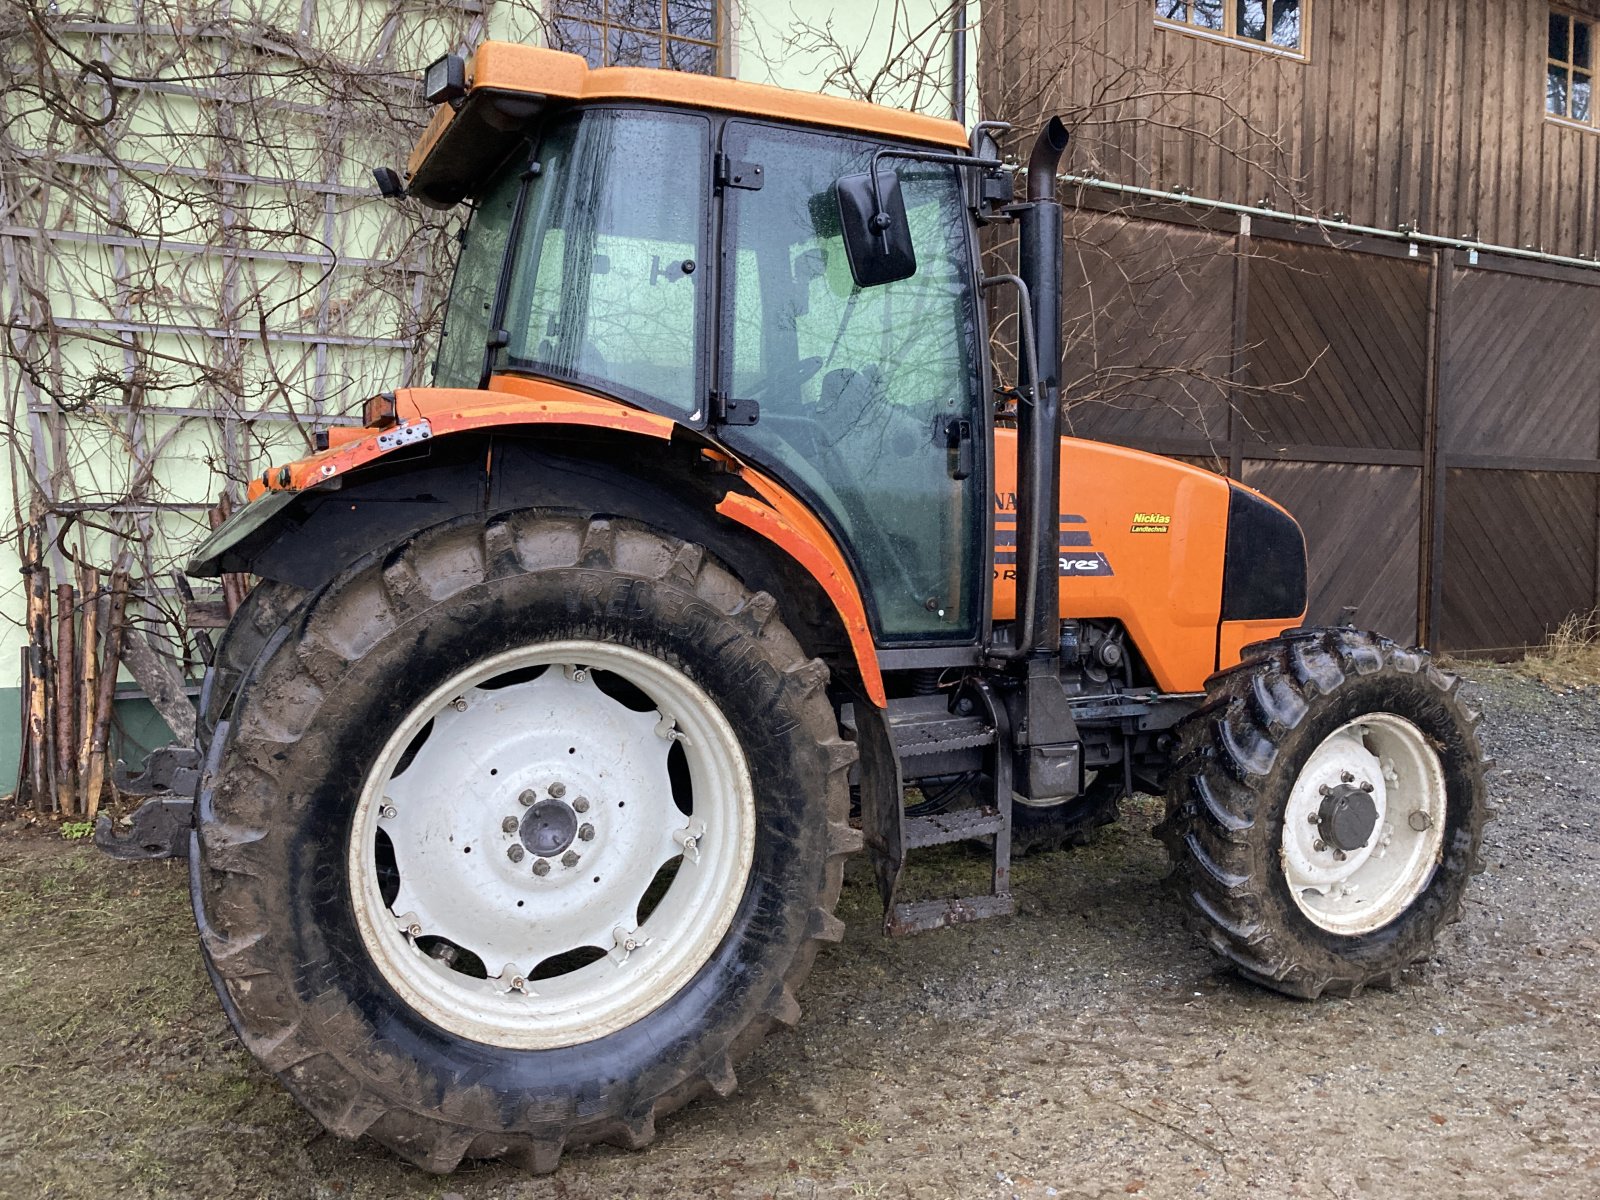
[191,386,886,705]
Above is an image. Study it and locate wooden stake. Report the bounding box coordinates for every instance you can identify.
[83,571,128,823]
[14,648,30,803]
[77,566,100,813]
[54,582,76,816]
[24,532,52,813]
[210,494,248,616]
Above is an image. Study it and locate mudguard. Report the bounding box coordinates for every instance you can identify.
[190,378,887,706]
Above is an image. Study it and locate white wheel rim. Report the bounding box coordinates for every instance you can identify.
[349,639,756,1050]
[1280,712,1447,936]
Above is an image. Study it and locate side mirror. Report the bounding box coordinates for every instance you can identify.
[835,169,916,288]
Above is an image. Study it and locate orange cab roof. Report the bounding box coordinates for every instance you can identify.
[407,41,968,178]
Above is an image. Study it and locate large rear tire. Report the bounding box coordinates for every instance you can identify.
[191,512,857,1171]
[1158,628,1490,999]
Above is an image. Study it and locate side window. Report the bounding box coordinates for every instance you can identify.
[433,172,521,389]
[503,111,710,417]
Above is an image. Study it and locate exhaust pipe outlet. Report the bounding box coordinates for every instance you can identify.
[1026,116,1070,202]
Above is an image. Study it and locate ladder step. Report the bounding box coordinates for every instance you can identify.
[904,807,1006,849]
[888,712,994,757]
[887,894,1015,937]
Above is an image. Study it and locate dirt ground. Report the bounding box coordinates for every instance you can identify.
[1,662,1596,1200]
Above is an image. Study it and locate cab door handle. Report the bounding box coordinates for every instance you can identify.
[944,417,974,480]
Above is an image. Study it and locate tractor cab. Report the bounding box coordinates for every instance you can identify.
[421,58,996,645]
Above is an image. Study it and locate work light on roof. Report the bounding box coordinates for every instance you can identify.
[423,53,466,105]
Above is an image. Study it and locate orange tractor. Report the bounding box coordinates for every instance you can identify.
[117,43,1489,1172]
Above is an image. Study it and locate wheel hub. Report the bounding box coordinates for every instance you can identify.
[521,798,579,858]
[1280,713,1448,936]
[349,641,757,1049]
[1316,784,1378,853]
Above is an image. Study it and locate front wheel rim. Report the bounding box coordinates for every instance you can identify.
[349,639,756,1050]
[1280,712,1448,936]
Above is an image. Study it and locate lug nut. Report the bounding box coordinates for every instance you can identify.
[1360,780,1375,793]
[1308,813,1321,825]
[1313,839,1327,852]
[532,859,551,876]
[1318,784,1331,796]
[549,782,567,799]
[518,789,538,807]
[379,804,397,820]
[1340,771,1355,783]
[502,816,519,833]
[578,823,595,841]
[507,845,526,863]
[561,850,580,868]
[573,797,590,813]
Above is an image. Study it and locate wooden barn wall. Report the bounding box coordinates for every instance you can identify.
[985,0,1600,260]
[1059,214,1600,655]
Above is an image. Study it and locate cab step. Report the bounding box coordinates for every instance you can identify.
[905,806,1006,848]
[888,893,1015,936]
[875,684,1015,938]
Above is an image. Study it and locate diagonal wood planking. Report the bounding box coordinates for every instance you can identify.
[1443,270,1600,459]
[1440,469,1600,653]
[1242,239,1428,452]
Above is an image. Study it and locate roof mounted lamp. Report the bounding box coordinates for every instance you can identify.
[424,53,467,106]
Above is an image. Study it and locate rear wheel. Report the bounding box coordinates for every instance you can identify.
[191,512,857,1171]
[1159,628,1490,999]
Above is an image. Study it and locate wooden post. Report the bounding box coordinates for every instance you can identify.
[77,566,100,813]
[1423,251,1455,649]
[83,571,128,823]
[1227,213,1251,481]
[24,534,52,813]
[54,582,76,815]
[1417,248,1443,648]
[21,529,46,810]
[14,649,29,803]
[210,494,248,616]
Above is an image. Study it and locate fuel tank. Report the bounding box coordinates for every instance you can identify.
[991,429,1307,693]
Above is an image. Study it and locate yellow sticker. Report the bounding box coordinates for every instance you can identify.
[1131,511,1171,534]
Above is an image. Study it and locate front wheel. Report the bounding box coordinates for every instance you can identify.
[191,512,857,1171]
[1158,628,1490,999]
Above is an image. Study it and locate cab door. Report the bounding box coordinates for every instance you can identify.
[714,119,988,645]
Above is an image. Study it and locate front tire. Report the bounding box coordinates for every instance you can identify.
[1159,628,1490,999]
[191,512,857,1171]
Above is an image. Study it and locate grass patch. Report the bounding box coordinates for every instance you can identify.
[1516,608,1600,688]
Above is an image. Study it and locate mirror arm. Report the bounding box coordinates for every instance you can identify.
[865,146,1006,247]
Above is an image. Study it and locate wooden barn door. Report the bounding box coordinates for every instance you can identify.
[1238,235,1431,644]
[1434,256,1600,654]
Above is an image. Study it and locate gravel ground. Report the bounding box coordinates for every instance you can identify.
[0,662,1596,1200]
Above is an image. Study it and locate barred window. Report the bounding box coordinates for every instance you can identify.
[1155,1,1306,56]
[550,1,722,75]
[1548,8,1595,125]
